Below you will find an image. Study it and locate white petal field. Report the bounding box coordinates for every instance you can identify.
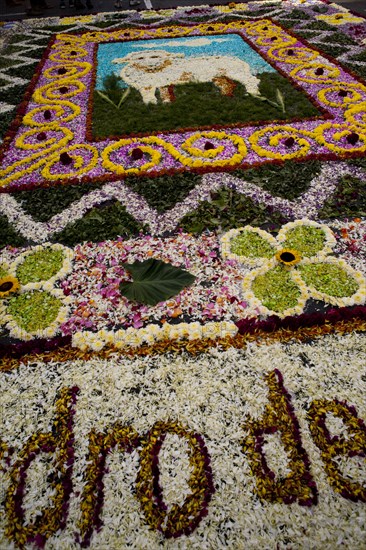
[1,332,365,549]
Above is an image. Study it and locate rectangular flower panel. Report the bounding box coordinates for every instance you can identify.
[1,19,366,191]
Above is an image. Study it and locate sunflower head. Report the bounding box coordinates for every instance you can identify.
[275,249,301,267]
[0,276,20,298]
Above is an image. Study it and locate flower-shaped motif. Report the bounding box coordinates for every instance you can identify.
[141,9,175,19]
[215,3,248,13]
[221,220,366,317]
[61,15,94,25]
[0,244,73,340]
[316,12,365,26]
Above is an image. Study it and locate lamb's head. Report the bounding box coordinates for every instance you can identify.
[112,50,184,71]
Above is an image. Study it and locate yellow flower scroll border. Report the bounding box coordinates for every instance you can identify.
[1,19,366,189]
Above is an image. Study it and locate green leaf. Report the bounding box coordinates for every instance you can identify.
[97,90,119,109]
[275,88,286,114]
[118,86,131,108]
[119,258,196,306]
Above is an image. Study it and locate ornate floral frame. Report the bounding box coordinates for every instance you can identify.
[1,18,366,192]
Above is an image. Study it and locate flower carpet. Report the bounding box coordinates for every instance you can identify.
[0,0,366,548]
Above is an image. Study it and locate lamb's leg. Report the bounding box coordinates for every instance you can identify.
[234,72,261,96]
[159,86,175,103]
[140,87,157,104]
[213,76,237,96]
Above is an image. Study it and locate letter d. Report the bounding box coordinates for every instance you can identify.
[4,386,79,548]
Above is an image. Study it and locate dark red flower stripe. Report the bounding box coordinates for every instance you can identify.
[0,334,72,360]
[1,307,366,363]
[235,305,366,335]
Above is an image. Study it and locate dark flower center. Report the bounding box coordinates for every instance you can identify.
[58,67,67,75]
[284,137,295,148]
[204,142,215,150]
[315,68,324,75]
[59,86,69,94]
[287,49,294,55]
[347,132,359,145]
[338,89,348,97]
[0,281,13,292]
[130,147,143,160]
[280,251,296,263]
[60,152,73,165]
[44,110,52,120]
[37,132,47,141]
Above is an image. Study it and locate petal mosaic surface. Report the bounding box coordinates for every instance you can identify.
[0,1,366,548]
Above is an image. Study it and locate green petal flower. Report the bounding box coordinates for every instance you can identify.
[281,225,327,258]
[221,226,277,266]
[251,265,303,313]
[1,244,73,339]
[16,247,65,285]
[230,220,364,317]
[7,290,62,333]
[231,230,275,259]
[298,262,359,298]
[0,264,9,278]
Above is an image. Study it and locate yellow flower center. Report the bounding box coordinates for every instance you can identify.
[275,249,301,266]
[0,276,20,297]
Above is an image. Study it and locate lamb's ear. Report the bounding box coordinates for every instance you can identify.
[112,57,128,64]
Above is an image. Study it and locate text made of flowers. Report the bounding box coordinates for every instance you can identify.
[1,370,365,549]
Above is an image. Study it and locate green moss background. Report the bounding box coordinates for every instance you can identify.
[92,72,320,138]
